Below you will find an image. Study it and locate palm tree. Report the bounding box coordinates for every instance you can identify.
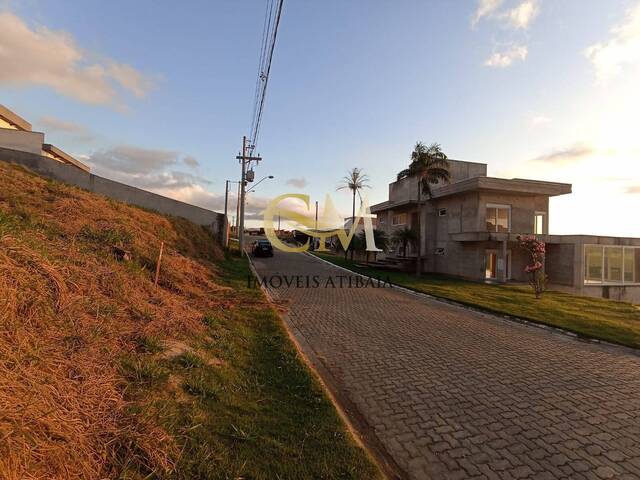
[397,142,450,275]
[337,167,370,260]
[391,227,418,258]
[357,229,388,263]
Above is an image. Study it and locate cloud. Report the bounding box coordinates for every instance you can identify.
[472,0,504,27]
[88,145,179,174]
[105,63,153,99]
[160,184,274,218]
[38,115,95,142]
[473,0,538,29]
[84,145,220,211]
[136,171,212,190]
[499,0,539,29]
[0,12,154,106]
[530,115,552,127]
[584,2,640,82]
[626,185,640,194]
[530,144,594,164]
[285,177,308,188]
[183,155,199,168]
[484,45,528,67]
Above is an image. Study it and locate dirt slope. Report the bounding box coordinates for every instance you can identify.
[0,162,227,479]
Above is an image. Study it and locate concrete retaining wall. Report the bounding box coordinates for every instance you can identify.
[0,147,226,241]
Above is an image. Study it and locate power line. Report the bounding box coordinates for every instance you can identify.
[248,0,274,140]
[248,0,284,153]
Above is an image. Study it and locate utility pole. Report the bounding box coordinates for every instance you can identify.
[235,182,241,235]
[315,200,318,250]
[223,180,230,248]
[237,135,262,255]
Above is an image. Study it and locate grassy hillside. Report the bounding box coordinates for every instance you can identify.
[0,162,380,479]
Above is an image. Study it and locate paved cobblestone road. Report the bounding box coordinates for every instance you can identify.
[251,250,640,480]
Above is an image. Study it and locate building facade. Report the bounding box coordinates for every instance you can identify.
[0,104,89,172]
[371,160,640,303]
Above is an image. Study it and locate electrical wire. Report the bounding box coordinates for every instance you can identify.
[248,0,284,154]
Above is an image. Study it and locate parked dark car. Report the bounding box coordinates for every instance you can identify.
[252,239,274,257]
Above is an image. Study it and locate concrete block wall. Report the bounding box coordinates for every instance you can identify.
[0,147,225,242]
[545,243,575,286]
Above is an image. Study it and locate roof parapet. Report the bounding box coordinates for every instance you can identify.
[0,104,32,132]
[42,144,90,173]
[432,176,572,198]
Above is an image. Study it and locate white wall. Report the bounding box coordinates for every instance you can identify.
[0,128,44,155]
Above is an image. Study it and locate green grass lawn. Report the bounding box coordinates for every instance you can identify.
[124,255,381,480]
[313,252,640,349]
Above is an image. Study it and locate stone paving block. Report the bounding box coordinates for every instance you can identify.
[253,252,640,479]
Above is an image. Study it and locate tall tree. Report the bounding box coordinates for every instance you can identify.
[337,167,370,260]
[397,142,450,275]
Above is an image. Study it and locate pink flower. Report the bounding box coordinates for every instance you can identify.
[525,261,543,273]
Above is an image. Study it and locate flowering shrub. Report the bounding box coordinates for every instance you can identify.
[517,235,547,298]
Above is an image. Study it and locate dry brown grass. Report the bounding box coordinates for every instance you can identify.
[0,162,229,479]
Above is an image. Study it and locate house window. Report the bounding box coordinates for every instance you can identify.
[392,213,407,226]
[625,247,637,283]
[605,247,623,283]
[486,204,510,233]
[584,245,640,284]
[438,208,447,217]
[584,246,603,283]
[534,212,545,235]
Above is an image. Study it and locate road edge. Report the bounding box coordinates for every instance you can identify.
[246,255,408,480]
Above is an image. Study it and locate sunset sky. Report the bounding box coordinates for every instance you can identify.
[1,0,639,236]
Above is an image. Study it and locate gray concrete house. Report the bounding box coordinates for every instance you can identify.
[371,160,640,303]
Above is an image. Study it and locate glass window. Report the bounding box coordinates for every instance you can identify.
[496,208,509,232]
[486,205,510,233]
[392,213,406,226]
[584,246,603,283]
[534,213,545,235]
[584,245,640,284]
[604,247,623,283]
[624,247,637,283]
[486,209,496,231]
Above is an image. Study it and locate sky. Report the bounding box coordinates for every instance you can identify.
[1,0,640,236]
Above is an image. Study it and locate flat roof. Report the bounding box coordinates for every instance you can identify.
[432,176,572,198]
[370,198,418,213]
[0,104,32,131]
[42,144,90,173]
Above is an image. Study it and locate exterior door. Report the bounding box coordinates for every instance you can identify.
[485,251,497,279]
[485,249,511,280]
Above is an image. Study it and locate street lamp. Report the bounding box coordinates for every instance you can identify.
[246,175,274,195]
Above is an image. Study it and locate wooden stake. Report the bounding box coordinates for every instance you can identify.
[154,241,164,288]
